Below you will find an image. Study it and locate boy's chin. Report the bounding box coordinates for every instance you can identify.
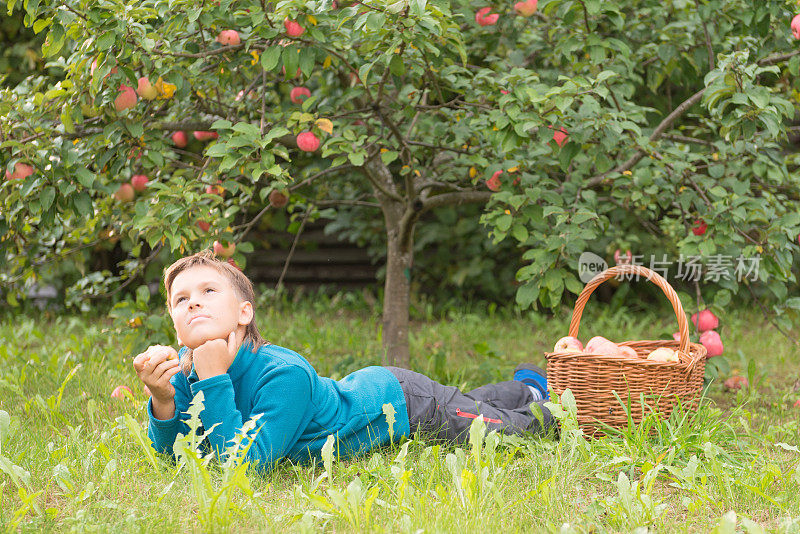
[184,332,228,350]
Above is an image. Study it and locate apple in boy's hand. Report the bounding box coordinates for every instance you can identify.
[111,385,132,399]
[132,344,182,405]
[553,336,583,353]
[192,331,238,380]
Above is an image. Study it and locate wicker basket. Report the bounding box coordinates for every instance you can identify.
[545,264,707,437]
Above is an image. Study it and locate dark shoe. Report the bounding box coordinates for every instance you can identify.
[513,363,548,400]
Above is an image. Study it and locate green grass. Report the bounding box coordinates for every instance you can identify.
[1,298,799,533]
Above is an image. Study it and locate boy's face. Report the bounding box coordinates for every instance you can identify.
[168,265,253,350]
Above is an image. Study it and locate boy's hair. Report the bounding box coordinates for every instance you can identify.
[164,249,267,375]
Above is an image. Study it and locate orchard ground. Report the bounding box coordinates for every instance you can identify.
[1,297,799,532]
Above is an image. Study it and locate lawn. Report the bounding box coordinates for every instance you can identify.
[1,294,799,532]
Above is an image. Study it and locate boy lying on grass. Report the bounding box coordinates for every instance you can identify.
[133,250,554,472]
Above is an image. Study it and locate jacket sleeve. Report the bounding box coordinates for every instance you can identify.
[146,371,193,457]
[189,363,312,473]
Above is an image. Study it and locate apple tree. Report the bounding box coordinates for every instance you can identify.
[2,0,800,367]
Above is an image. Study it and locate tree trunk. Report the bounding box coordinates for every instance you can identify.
[382,219,413,368]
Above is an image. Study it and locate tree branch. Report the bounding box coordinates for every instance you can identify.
[362,161,403,202]
[236,164,355,240]
[662,133,715,146]
[581,88,707,190]
[276,204,314,291]
[694,0,715,70]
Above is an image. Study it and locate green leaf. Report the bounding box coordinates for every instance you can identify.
[282,46,299,78]
[205,143,228,157]
[232,121,260,138]
[348,151,365,166]
[495,214,512,232]
[380,150,398,164]
[75,168,94,188]
[559,142,580,170]
[210,119,232,130]
[511,224,528,243]
[40,186,56,211]
[33,18,51,34]
[0,410,10,444]
[298,47,315,76]
[60,107,74,134]
[72,191,92,217]
[96,31,115,51]
[365,12,385,31]
[389,54,405,76]
[260,46,282,71]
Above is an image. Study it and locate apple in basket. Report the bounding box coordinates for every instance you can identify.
[585,336,621,356]
[617,345,638,358]
[553,336,583,353]
[646,347,678,362]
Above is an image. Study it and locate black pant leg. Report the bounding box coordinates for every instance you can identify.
[386,367,552,444]
[464,380,534,409]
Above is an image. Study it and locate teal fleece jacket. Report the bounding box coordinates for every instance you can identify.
[146,342,410,472]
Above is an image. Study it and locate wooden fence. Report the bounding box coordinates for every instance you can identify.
[245,220,380,290]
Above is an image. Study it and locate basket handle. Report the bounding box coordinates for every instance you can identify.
[567,264,690,356]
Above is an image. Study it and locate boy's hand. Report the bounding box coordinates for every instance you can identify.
[132,345,182,404]
[193,331,238,381]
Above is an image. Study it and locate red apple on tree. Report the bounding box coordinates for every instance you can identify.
[475,7,499,26]
[284,18,305,37]
[130,174,149,192]
[114,84,137,111]
[691,309,719,332]
[514,0,537,17]
[136,77,158,100]
[213,240,236,258]
[551,126,568,147]
[197,220,211,232]
[90,58,117,79]
[235,90,256,101]
[297,131,320,152]
[692,219,707,236]
[114,183,135,203]
[171,131,188,148]
[699,330,724,357]
[486,170,502,191]
[205,183,225,197]
[216,29,241,46]
[193,131,219,141]
[614,249,632,265]
[269,189,289,208]
[5,162,34,181]
[290,86,311,104]
[792,14,800,39]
